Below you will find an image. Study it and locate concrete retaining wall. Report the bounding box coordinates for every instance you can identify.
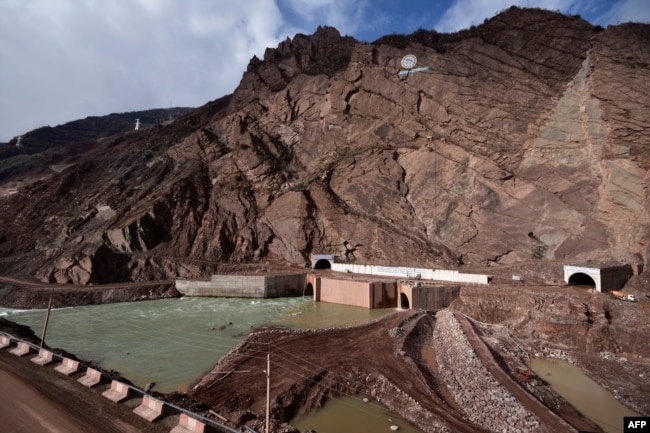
[176,273,306,298]
[600,265,633,293]
[314,278,397,309]
[317,278,373,308]
[409,284,460,310]
[331,263,489,285]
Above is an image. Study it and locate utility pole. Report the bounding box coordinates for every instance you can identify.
[40,290,54,348]
[266,353,270,433]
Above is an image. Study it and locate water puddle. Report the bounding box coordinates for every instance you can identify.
[529,358,640,433]
[291,395,423,433]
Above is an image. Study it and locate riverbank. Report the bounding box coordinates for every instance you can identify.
[189,309,604,433]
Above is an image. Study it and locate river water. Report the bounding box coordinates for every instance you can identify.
[529,358,640,433]
[3,298,639,433]
[0,297,390,393]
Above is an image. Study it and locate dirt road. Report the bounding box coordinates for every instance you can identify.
[0,275,174,290]
[0,275,176,309]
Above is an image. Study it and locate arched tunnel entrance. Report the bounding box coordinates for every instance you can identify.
[303,282,314,297]
[313,259,332,270]
[400,293,410,309]
[568,272,596,288]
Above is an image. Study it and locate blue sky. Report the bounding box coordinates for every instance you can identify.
[1,0,647,142]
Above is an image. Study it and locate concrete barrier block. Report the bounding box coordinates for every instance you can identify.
[170,413,207,433]
[9,342,31,357]
[102,380,130,403]
[0,335,11,349]
[55,357,80,376]
[134,395,165,422]
[77,367,102,388]
[31,348,54,366]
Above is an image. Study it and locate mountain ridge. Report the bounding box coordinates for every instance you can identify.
[0,6,648,288]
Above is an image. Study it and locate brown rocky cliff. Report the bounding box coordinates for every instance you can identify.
[0,7,649,284]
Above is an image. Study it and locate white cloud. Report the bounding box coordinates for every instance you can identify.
[0,0,286,141]
[0,0,644,143]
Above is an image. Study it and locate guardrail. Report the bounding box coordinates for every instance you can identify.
[0,331,242,433]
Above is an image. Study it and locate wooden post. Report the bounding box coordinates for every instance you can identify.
[40,290,54,348]
[266,353,270,433]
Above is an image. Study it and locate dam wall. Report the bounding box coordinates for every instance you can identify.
[175,273,306,298]
[331,263,488,285]
[399,283,460,310]
[313,277,397,309]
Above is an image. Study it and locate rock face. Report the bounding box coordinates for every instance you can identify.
[0,7,649,284]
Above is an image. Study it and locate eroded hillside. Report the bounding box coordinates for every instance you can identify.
[0,7,648,285]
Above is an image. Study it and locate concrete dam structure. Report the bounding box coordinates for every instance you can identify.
[304,273,460,310]
[175,273,307,298]
[307,274,397,309]
[176,267,463,310]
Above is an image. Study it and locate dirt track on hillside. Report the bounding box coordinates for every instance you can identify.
[0,275,177,309]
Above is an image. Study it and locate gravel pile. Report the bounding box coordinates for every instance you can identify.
[433,310,542,433]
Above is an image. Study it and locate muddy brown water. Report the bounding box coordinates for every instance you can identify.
[291,395,424,433]
[529,358,640,433]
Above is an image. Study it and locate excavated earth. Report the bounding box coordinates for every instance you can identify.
[187,285,650,433]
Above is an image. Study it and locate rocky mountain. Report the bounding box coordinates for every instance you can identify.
[0,107,193,181]
[0,7,649,286]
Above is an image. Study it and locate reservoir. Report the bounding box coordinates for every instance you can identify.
[0,297,390,393]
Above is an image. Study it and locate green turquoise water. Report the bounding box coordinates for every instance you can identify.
[0,297,390,393]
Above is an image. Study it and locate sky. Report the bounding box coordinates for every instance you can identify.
[1,0,648,143]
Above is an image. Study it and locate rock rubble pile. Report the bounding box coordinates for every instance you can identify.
[433,310,542,433]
